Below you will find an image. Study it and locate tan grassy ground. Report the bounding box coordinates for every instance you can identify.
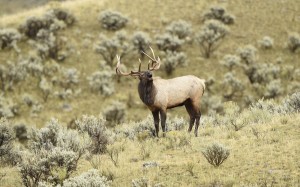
[1,113,299,186]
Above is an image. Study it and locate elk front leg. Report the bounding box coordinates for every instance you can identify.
[152,110,160,137]
[160,109,167,137]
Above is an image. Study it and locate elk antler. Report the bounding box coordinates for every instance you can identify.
[141,47,161,71]
[115,55,142,77]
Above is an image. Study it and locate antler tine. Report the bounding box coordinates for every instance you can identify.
[141,48,156,62]
[138,59,142,72]
[141,46,161,71]
[115,55,141,76]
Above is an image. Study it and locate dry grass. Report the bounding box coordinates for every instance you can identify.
[2,114,299,186]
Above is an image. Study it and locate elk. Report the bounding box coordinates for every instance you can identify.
[116,47,205,137]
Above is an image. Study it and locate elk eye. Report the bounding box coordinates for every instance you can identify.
[148,74,152,78]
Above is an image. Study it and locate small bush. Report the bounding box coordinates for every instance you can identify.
[287,32,300,53]
[62,169,110,187]
[220,54,240,71]
[99,10,128,31]
[114,115,155,139]
[222,102,248,131]
[20,119,89,186]
[39,77,52,102]
[0,28,21,51]
[19,9,75,38]
[103,101,126,127]
[0,95,20,118]
[60,68,80,89]
[76,115,109,154]
[19,16,49,38]
[202,143,230,167]
[196,20,229,58]
[156,33,183,52]
[34,29,67,61]
[167,116,186,131]
[87,64,115,96]
[202,6,235,25]
[163,51,187,75]
[237,44,257,65]
[0,61,28,92]
[14,124,28,142]
[47,8,76,26]
[132,31,152,59]
[95,32,131,67]
[166,20,192,39]
[0,118,15,158]
[244,63,280,85]
[263,80,283,99]
[258,36,274,49]
[222,73,244,99]
[281,92,300,113]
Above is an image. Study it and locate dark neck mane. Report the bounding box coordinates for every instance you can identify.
[138,79,156,105]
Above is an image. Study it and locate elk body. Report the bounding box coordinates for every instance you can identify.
[116,48,205,137]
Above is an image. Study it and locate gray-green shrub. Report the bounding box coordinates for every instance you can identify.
[132,31,152,59]
[0,95,20,118]
[258,36,274,49]
[196,20,229,58]
[237,45,257,65]
[0,28,21,51]
[163,51,187,75]
[99,10,128,31]
[76,115,109,154]
[202,6,235,25]
[202,143,230,167]
[166,20,192,39]
[0,61,27,92]
[20,119,89,186]
[220,54,240,71]
[222,73,244,99]
[287,32,300,53]
[0,118,15,158]
[19,9,75,38]
[87,64,115,96]
[14,124,28,142]
[62,169,110,187]
[281,92,300,113]
[103,101,126,127]
[94,31,131,67]
[263,80,283,99]
[156,33,183,52]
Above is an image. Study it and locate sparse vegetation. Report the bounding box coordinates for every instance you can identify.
[0,0,299,186]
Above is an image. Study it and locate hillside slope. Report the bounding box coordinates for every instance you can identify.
[0,0,299,125]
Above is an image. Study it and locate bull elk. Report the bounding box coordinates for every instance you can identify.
[116,47,205,137]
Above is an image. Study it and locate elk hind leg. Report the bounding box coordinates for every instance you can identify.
[185,100,195,133]
[194,111,201,137]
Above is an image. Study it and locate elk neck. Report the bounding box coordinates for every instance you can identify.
[138,78,156,106]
